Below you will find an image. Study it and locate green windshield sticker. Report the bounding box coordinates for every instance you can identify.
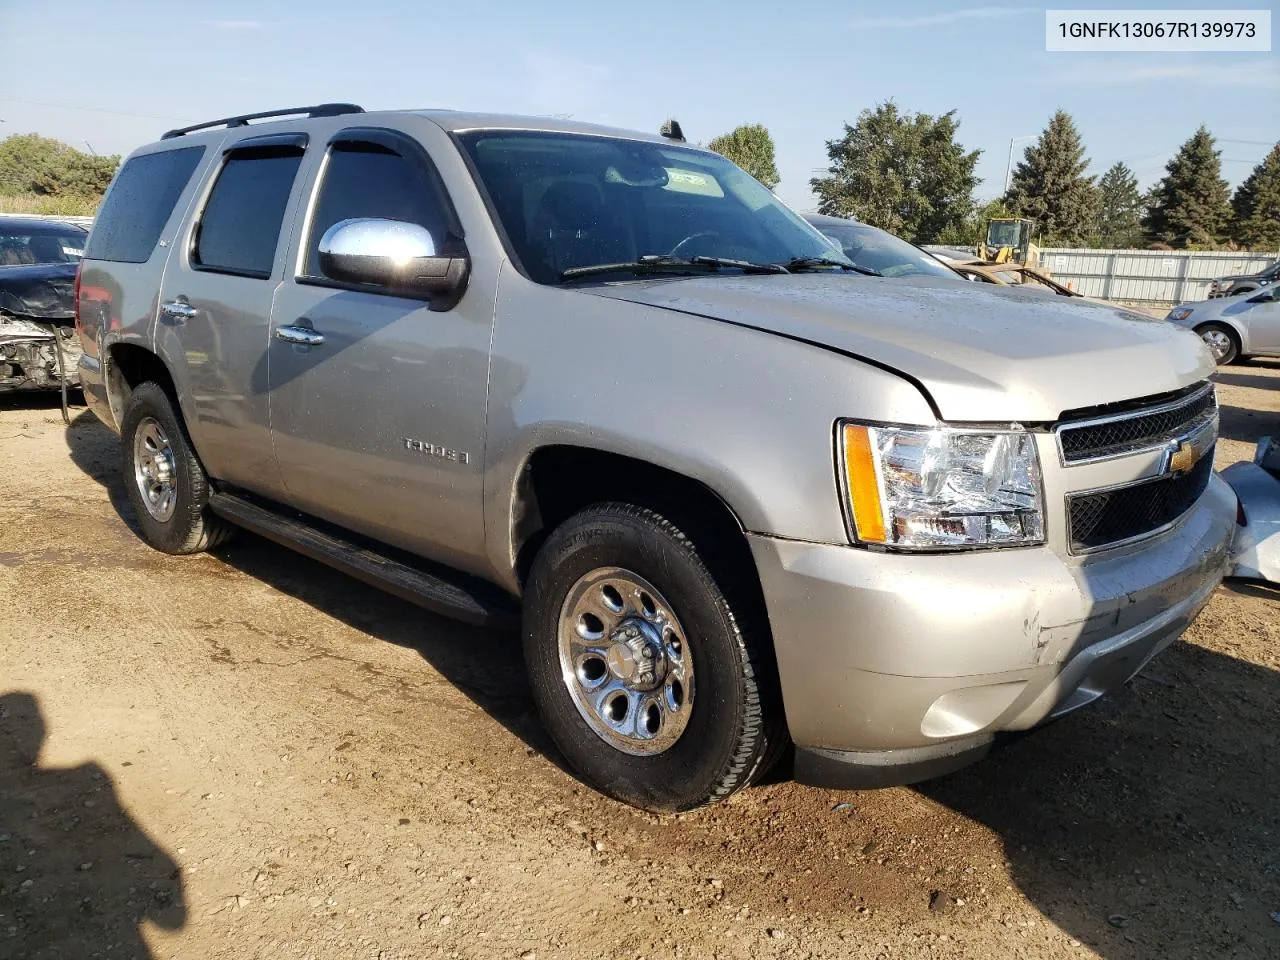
[663,168,724,198]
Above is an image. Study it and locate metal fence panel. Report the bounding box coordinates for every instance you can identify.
[923,246,1278,303]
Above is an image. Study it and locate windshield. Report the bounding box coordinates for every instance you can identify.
[805,218,958,280]
[456,131,847,283]
[986,221,1022,248]
[0,224,87,266]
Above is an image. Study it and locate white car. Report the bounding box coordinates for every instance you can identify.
[1222,438,1280,584]
[1167,287,1280,365]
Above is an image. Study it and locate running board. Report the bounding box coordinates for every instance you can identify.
[208,492,519,630]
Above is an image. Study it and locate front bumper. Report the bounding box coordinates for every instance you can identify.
[749,474,1235,787]
[0,319,82,392]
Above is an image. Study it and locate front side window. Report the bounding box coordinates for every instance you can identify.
[457,131,842,284]
[0,225,87,265]
[303,141,448,279]
[193,147,303,278]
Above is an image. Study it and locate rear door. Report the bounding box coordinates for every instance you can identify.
[267,127,491,573]
[154,134,308,497]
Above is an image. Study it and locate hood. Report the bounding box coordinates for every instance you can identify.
[0,261,78,321]
[583,274,1213,422]
[1182,286,1269,321]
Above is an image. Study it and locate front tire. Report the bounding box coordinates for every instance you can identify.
[523,503,784,812]
[1196,322,1240,365]
[120,382,234,554]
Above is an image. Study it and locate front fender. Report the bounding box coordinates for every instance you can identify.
[1198,312,1254,354]
[480,275,937,591]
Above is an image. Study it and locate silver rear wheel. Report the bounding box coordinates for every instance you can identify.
[558,566,694,756]
[132,416,177,522]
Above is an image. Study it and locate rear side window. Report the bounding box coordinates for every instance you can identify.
[84,147,204,263]
[304,141,448,278]
[194,147,303,278]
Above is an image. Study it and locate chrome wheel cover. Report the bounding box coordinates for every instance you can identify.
[557,567,694,756]
[132,417,178,522]
[1201,328,1232,361]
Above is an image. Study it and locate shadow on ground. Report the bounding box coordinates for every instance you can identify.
[60,408,1280,959]
[0,693,186,960]
[0,391,83,413]
[1214,371,1280,393]
[60,409,556,765]
[916,636,1279,959]
[1216,403,1279,444]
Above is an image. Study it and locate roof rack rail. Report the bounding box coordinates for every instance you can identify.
[161,103,365,140]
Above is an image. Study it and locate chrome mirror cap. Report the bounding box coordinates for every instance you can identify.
[316,217,468,305]
[319,218,437,263]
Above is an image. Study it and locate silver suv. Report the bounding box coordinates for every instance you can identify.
[75,104,1235,812]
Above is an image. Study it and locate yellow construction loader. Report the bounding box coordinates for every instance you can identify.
[977,218,1038,267]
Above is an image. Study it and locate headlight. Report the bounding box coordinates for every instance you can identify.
[1167,306,1194,322]
[839,423,1044,550]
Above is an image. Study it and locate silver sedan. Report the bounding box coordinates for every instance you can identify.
[1167,287,1280,364]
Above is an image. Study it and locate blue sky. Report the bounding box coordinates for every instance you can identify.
[1,0,1275,210]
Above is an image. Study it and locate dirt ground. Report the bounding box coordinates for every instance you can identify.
[1,362,1277,960]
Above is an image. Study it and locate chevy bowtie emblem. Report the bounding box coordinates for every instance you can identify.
[1167,439,1198,475]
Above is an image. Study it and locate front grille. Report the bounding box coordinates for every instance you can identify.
[1057,383,1216,463]
[1067,449,1214,552]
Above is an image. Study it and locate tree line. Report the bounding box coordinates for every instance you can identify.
[0,134,120,216]
[707,107,1280,252]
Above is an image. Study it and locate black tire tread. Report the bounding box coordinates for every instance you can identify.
[525,502,785,810]
[120,382,235,555]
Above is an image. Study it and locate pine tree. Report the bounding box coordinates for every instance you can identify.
[1003,110,1099,245]
[1093,162,1144,248]
[1230,143,1280,250]
[706,124,780,191]
[1142,126,1232,248]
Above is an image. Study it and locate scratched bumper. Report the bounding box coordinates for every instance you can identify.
[748,473,1235,757]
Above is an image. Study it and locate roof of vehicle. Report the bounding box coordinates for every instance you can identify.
[0,215,88,235]
[152,105,704,151]
[407,110,695,146]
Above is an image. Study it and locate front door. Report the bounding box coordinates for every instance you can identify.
[267,129,491,573]
[155,136,308,498]
[1243,293,1280,353]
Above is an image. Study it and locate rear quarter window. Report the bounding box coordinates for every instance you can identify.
[84,147,204,264]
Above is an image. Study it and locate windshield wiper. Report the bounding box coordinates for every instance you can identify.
[782,256,883,278]
[561,254,788,282]
[684,255,788,274]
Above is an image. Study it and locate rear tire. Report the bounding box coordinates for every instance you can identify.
[1195,322,1240,365]
[120,381,235,554]
[523,503,784,812]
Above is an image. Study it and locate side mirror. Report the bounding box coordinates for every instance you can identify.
[318,218,469,308]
